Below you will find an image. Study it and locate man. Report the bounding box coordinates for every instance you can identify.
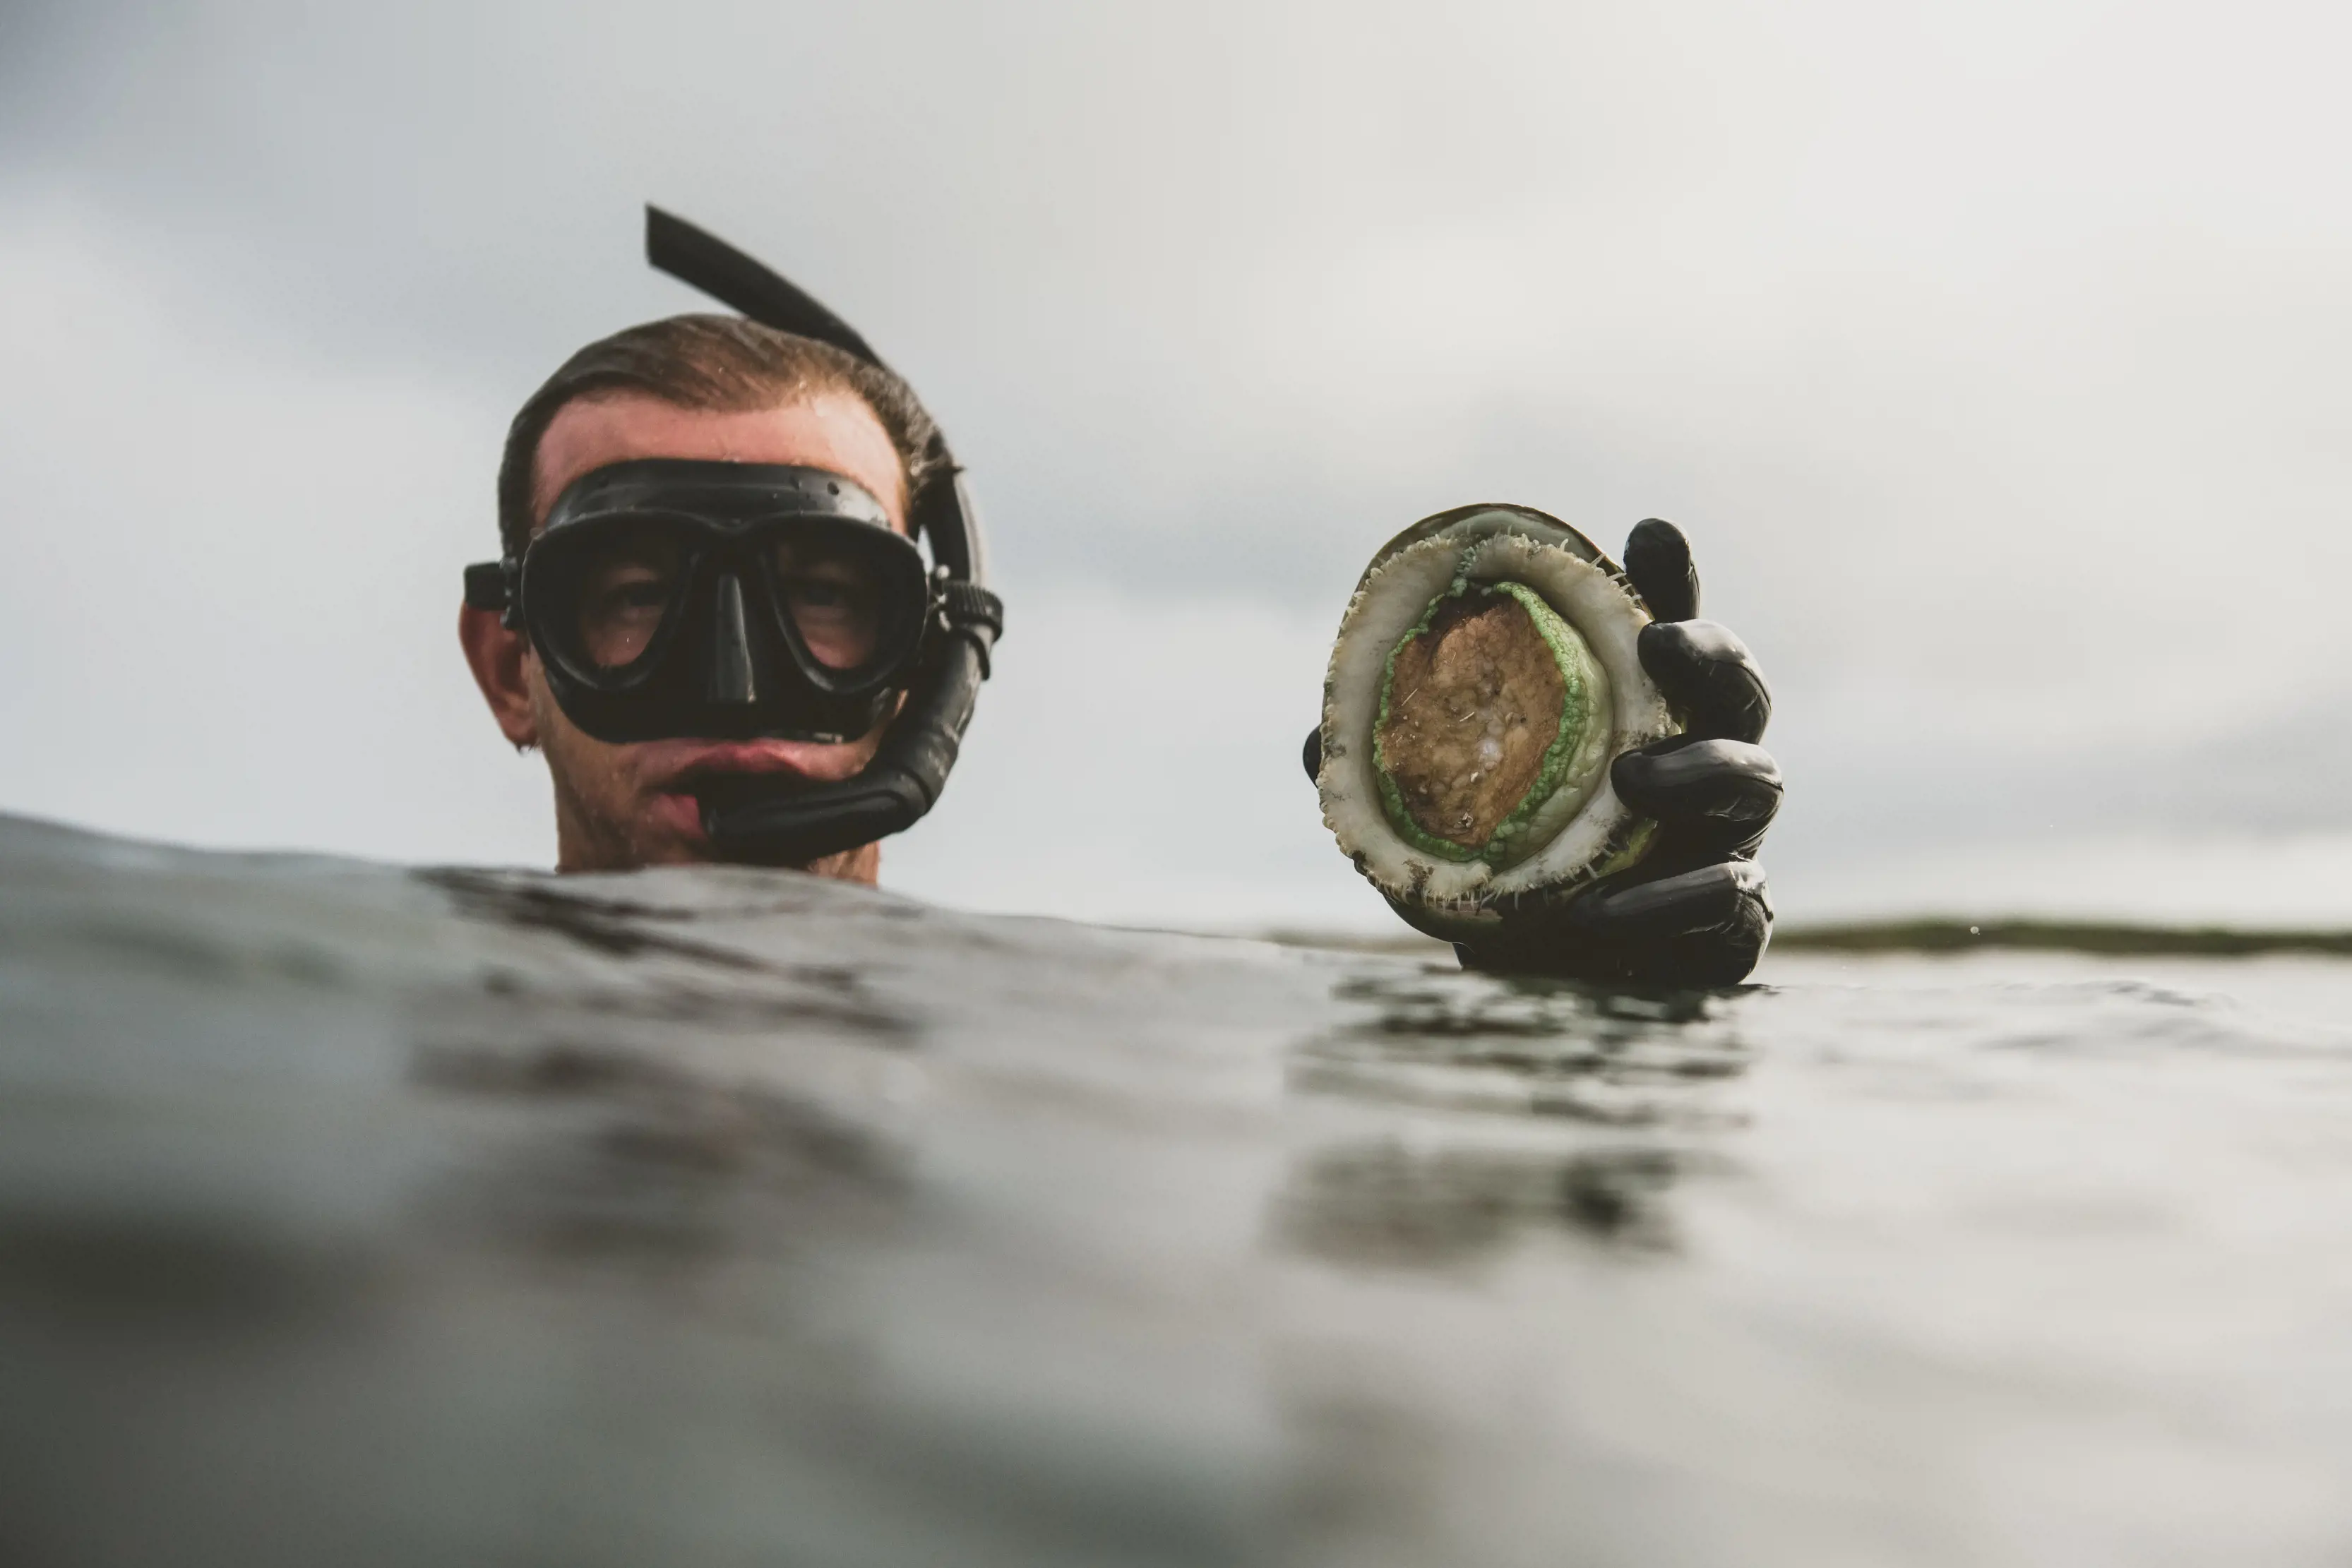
[459,317,939,880]
[461,210,1779,984]
[461,210,1001,887]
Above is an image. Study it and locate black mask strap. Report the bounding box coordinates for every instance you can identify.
[641,206,1001,866]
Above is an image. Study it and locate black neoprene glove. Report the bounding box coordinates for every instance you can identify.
[1305,519,1781,987]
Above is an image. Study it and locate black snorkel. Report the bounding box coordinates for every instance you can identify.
[644,208,1003,864]
[467,207,1003,866]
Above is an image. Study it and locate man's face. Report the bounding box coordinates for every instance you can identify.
[459,389,909,875]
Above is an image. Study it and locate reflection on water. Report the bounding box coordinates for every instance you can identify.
[414,1037,907,1264]
[1280,1142,1685,1265]
[1297,970,1748,1123]
[7,813,2352,1566]
[1280,973,1745,1269]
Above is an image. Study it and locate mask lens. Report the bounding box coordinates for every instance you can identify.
[772,537,893,671]
[573,525,683,670]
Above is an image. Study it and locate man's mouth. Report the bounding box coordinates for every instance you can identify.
[645,743,828,838]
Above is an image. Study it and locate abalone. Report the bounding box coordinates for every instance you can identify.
[1317,505,1680,940]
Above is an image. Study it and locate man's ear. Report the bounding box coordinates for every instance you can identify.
[458,605,541,749]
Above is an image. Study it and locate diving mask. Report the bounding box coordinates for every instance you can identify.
[472,458,934,746]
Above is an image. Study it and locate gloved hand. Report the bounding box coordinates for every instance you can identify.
[1303,519,1781,987]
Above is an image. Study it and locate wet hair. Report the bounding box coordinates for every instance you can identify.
[495,313,941,561]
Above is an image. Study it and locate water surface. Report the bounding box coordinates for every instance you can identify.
[4,813,2348,1566]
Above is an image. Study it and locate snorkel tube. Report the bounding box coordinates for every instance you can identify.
[643,206,1003,865]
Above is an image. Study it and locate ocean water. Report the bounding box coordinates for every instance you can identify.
[4,813,2351,1567]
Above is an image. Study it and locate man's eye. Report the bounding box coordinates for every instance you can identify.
[787,572,877,614]
[584,568,671,614]
[575,565,676,669]
[609,580,670,611]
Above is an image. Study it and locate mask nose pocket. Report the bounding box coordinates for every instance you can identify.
[703,571,760,705]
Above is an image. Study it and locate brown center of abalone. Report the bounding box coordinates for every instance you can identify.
[1376,593,1566,849]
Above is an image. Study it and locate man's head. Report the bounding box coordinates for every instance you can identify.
[460,313,939,877]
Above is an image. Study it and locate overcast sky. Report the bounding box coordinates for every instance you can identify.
[3,0,2349,930]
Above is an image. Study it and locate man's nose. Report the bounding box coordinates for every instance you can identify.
[703,572,760,705]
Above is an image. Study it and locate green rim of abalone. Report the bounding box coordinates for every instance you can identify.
[1370,570,1598,868]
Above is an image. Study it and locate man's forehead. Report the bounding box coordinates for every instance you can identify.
[532,392,909,535]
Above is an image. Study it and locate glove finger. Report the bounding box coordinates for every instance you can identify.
[1302,724,1323,784]
[1637,620,1771,742]
[1612,738,1783,851]
[1454,861,1775,986]
[1565,859,1773,947]
[1642,877,1775,987]
[1623,517,1700,623]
